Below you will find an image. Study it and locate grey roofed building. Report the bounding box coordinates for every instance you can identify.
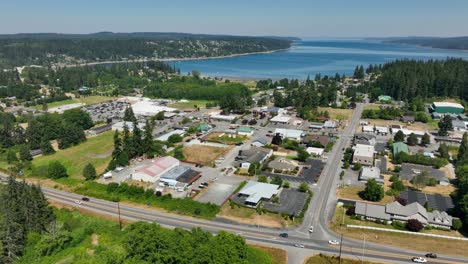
[234,147,272,168]
[251,137,269,147]
[400,163,449,184]
[359,167,383,184]
[452,120,467,131]
[399,189,454,212]
[355,201,454,229]
[236,181,280,207]
[374,142,387,153]
[355,202,391,221]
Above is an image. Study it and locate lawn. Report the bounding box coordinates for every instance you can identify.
[34,95,116,110]
[318,107,354,121]
[336,186,395,205]
[183,144,231,165]
[358,119,428,132]
[330,206,468,257]
[250,244,287,264]
[30,131,114,179]
[169,99,217,110]
[204,132,246,145]
[305,254,380,264]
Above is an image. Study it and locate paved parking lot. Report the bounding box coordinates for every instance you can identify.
[195,175,245,205]
[262,188,309,216]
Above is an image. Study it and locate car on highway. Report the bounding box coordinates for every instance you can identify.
[279,233,288,238]
[294,244,304,248]
[328,240,339,245]
[411,257,427,263]
[308,226,314,233]
[81,197,90,202]
[198,185,206,189]
[425,253,437,258]
[74,200,82,205]
[201,182,209,186]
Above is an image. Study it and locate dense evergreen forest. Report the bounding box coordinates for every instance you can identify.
[0,32,291,67]
[363,58,468,103]
[387,36,468,50]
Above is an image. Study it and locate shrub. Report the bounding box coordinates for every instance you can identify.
[299,182,309,193]
[452,218,463,230]
[345,206,355,216]
[391,220,406,230]
[406,219,424,232]
[47,161,68,179]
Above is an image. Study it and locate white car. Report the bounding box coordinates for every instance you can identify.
[294,244,305,248]
[74,200,82,205]
[308,226,314,233]
[411,257,427,263]
[328,240,340,245]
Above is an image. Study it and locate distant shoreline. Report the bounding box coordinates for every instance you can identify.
[59,47,291,68]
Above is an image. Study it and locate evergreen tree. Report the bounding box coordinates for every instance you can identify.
[438,143,450,159]
[421,133,431,146]
[362,179,384,201]
[117,151,130,166]
[406,133,418,146]
[143,120,154,157]
[18,144,32,161]
[83,163,97,180]
[122,124,133,158]
[438,115,453,136]
[40,138,55,155]
[6,150,18,164]
[47,161,68,179]
[458,133,468,165]
[112,130,122,160]
[132,122,143,158]
[123,106,136,123]
[394,130,405,142]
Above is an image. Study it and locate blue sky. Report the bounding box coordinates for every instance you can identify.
[1,0,467,37]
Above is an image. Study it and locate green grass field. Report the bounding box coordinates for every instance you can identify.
[305,254,380,264]
[31,131,114,179]
[169,99,217,110]
[35,95,117,110]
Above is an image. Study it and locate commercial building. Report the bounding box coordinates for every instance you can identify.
[274,128,304,140]
[156,129,186,141]
[323,120,338,129]
[159,166,201,188]
[301,135,330,148]
[306,147,324,156]
[111,121,145,132]
[432,102,464,114]
[353,144,374,166]
[270,115,291,124]
[234,147,273,169]
[237,127,255,136]
[132,156,180,183]
[235,181,280,207]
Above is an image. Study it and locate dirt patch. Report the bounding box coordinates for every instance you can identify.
[358,119,428,132]
[183,145,232,165]
[91,234,99,246]
[86,150,113,159]
[24,177,74,192]
[249,244,287,264]
[318,107,354,121]
[217,204,290,228]
[402,180,456,196]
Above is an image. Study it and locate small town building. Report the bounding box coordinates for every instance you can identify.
[132,156,180,183]
[359,167,383,184]
[378,95,392,102]
[111,121,145,132]
[236,181,280,207]
[353,144,375,166]
[237,127,255,136]
[375,126,389,135]
[354,134,376,146]
[268,157,299,172]
[400,115,415,124]
[323,120,338,129]
[274,128,304,140]
[432,102,464,114]
[198,123,213,132]
[306,147,324,156]
[362,125,374,133]
[156,129,186,141]
[234,147,273,168]
[309,122,324,130]
[251,137,269,147]
[302,135,330,148]
[159,166,201,188]
[270,115,291,124]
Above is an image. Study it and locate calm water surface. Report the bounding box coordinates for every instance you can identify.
[172,39,468,79]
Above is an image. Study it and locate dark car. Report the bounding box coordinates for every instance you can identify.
[81,197,90,202]
[201,182,209,186]
[279,233,288,238]
[425,253,437,258]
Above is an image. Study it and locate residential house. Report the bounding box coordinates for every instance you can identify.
[355,201,454,229]
[399,189,454,212]
[353,144,375,166]
[235,147,273,169]
[323,120,338,129]
[400,116,415,124]
[251,137,269,147]
[237,127,255,136]
[400,163,449,186]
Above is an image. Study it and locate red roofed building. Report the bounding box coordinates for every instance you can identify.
[132,156,180,183]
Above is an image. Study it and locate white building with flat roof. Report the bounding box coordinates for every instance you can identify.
[274,128,304,140]
[237,181,280,207]
[353,144,375,166]
[306,147,324,156]
[270,115,291,124]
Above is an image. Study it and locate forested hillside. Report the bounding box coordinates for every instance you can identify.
[0,32,292,67]
[372,58,468,102]
[387,36,468,50]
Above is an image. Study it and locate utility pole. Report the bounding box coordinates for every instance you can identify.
[117,201,122,230]
[339,234,343,264]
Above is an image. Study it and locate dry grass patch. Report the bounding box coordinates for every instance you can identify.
[204,132,247,145]
[318,107,354,121]
[183,144,231,165]
[358,119,428,132]
[402,180,456,196]
[250,244,287,264]
[337,186,394,205]
[218,203,291,228]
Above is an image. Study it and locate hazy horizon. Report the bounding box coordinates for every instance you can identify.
[1,0,468,37]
